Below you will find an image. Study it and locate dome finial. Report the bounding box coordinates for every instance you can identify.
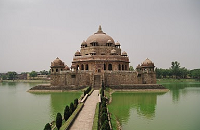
[99,25,102,31]
[96,25,105,34]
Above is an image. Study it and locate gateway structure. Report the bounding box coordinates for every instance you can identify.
[50,26,156,89]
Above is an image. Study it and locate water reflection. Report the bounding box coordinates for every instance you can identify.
[49,92,82,120]
[108,92,166,123]
[158,82,200,103]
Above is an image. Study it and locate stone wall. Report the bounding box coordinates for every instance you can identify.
[104,71,138,86]
[50,70,156,89]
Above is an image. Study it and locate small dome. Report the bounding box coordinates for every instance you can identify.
[122,51,127,56]
[111,49,116,54]
[64,65,70,70]
[75,50,81,56]
[107,39,112,43]
[136,64,141,68]
[81,40,87,46]
[51,57,64,67]
[115,41,120,46]
[142,58,154,67]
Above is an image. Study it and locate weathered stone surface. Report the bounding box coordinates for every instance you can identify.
[69,90,99,130]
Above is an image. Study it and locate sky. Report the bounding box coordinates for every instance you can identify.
[0,0,200,73]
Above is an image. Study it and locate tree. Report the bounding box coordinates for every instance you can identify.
[2,75,7,80]
[129,66,134,71]
[74,98,78,109]
[101,113,108,125]
[191,69,200,79]
[56,113,62,130]
[40,70,49,75]
[64,105,70,121]
[70,102,74,115]
[44,123,51,130]
[29,71,37,79]
[171,61,181,78]
[101,120,110,130]
[7,71,17,80]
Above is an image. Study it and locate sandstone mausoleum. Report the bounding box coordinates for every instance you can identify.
[50,26,156,90]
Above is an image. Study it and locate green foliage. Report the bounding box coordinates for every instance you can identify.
[70,102,74,115]
[60,103,84,130]
[7,71,17,80]
[101,120,110,130]
[101,89,104,97]
[84,86,91,96]
[1,75,7,80]
[44,123,51,130]
[101,113,108,125]
[64,105,70,121]
[29,71,37,77]
[92,103,100,130]
[101,107,107,115]
[155,61,194,79]
[56,113,62,130]
[129,66,134,71]
[40,70,49,75]
[190,69,200,79]
[74,98,78,109]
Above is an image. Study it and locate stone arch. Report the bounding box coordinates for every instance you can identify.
[125,65,127,70]
[118,64,121,70]
[81,64,84,70]
[108,64,112,71]
[76,65,79,70]
[122,65,124,70]
[85,64,89,70]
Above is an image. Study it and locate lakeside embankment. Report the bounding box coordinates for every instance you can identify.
[1,79,50,83]
[157,78,199,82]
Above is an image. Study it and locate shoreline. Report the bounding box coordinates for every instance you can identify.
[27,89,81,93]
[2,80,50,83]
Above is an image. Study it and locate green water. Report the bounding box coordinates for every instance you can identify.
[108,81,200,130]
[0,82,82,130]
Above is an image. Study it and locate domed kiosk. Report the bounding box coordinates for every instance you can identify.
[50,26,157,89]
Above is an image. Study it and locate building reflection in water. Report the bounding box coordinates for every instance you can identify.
[108,92,166,123]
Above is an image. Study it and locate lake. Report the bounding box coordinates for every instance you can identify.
[0,82,82,130]
[1,81,200,130]
[108,81,200,130]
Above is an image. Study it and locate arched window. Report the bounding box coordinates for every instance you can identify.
[52,69,54,72]
[81,64,84,70]
[118,64,121,70]
[108,64,112,71]
[85,64,89,70]
[122,65,124,70]
[76,65,79,70]
[104,64,106,70]
[125,65,127,70]
[56,69,58,72]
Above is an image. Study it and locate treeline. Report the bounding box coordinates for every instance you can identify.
[156,61,200,79]
[0,70,50,80]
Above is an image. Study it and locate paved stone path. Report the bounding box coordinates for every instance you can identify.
[69,90,99,130]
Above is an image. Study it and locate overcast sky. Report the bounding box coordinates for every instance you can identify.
[0,0,200,73]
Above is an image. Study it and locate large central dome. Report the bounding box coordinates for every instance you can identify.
[86,26,115,46]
